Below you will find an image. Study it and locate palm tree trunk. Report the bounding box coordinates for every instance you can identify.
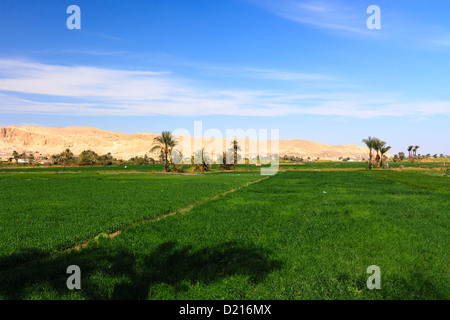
[164,150,168,172]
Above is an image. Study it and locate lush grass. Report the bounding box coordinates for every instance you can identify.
[0,161,446,177]
[0,172,262,266]
[276,161,446,170]
[0,163,167,173]
[1,170,448,300]
[362,170,450,194]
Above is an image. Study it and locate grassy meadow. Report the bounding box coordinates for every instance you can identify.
[0,165,448,300]
[0,172,262,265]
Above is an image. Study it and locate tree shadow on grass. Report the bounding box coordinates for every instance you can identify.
[0,241,283,300]
[0,248,49,272]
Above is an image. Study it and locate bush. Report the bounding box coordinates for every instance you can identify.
[443,167,450,177]
[166,163,183,173]
[218,152,234,171]
[191,150,211,172]
[79,150,99,166]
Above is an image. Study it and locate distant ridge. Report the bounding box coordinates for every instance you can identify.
[0,125,375,161]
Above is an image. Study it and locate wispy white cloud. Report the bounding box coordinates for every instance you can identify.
[81,31,123,41]
[32,49,130,56]
[427,35,450,47]
[248,0,375,36]
[250,0,450,50]
[0,59,449,118]
[203,65,338,82]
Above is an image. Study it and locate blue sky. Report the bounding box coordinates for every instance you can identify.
[0,0,449,155]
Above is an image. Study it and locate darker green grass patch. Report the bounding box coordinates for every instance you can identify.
[361,170,450,194]
[0,239,282,300]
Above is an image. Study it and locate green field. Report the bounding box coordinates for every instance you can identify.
[0,172,262,264]
[0,168,448,300]
[0,160,447,173]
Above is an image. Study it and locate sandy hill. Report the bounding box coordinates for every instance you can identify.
[0,125,374,161]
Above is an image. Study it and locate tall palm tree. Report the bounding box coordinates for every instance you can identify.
[218,151,234,170]
[372,138,383,168]
[407,146,414,162]
[413,146,420,162]
[380,144,391,168]
[362,136,376,169]
[12,150,19,163]
[149,131,178,172]
[230,139,241,165]
[191,148,210,172]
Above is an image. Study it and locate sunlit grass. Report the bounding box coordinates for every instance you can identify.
[1,170,448,300]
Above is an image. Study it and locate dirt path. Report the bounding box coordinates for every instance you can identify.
[4,176,271,273]
[65,176,270,252]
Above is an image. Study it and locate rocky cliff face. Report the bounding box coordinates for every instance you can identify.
[0,125,372,161]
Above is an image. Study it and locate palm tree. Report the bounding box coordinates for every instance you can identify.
[191,148,210,172]
[380,144,391,168]
[374,139,390,169]
[218,151,234,170]
[229,139,241,165]
[27,153,35,165]
[61,148,74,169]
[149,131,178,172]
[51,154,60,165]
[407,146,414,162]
[158,150,165,163]
[413,146,420,162]
[362,136,376,169]
[171,149,183,165]
[12,150,19,163]
[372,138,383,168]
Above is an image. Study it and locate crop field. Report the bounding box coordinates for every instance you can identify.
[0,172,263,265]
[0,160,447,173]
[0,163,168,173]
[0,168,448,300]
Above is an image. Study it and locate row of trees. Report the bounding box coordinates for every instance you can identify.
[11,150,37,164]
[364,141,447,165]
[393,151,446,162]
[9,149,133,168]
[149,131,242,172]
[281,155,322,162]
[281,155,304,162]
[10,149,115,167]
[406,145,420,162]
[128,154,156,165]
[50,149,115,168]
[362,137,391,169]
[8,131,240,171]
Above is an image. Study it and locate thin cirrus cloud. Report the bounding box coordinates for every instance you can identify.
[195,63,338,82]
[248,0,375,35]
[250,0,450,49]
[32,49,130,56]
[0,59,449,118]
[428,36,450,47]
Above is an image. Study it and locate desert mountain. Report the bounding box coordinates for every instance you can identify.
[0,125,374,161]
